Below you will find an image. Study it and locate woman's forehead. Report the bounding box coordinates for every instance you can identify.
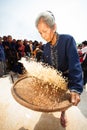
[38,19,50,28]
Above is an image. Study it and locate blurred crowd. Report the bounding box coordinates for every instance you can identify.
[0,35,44,77]
[77,41,87,87]
[0,35,87,87]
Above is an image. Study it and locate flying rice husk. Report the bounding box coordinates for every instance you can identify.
[22,60,68,92]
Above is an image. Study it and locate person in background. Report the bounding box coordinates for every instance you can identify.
[81,41,87,87]
[0,37,6,77]
[35,11,83,127]
[77,44,83,63]
[17,40,25,57]
[28,40,33,57]
[23,39,31,57]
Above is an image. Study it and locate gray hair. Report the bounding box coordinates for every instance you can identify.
[35,11,55,28]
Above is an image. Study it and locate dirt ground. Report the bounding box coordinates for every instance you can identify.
[0,75,87,130]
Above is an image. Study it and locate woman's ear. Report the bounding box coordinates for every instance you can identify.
[53,24,57,32]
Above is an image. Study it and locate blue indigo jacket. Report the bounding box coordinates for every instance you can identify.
[42,34,83,94]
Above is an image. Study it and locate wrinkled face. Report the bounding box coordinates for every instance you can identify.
[37,20,56,42]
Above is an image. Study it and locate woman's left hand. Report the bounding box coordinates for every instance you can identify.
[70,91,80,106]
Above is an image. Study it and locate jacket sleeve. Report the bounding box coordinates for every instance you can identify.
[66,36,83,94]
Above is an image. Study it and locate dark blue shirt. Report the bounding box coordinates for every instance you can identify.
[0,44,5,61]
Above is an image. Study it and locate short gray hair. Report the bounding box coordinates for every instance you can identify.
[35,11,55,28]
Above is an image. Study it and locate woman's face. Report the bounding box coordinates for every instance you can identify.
[37,20,56,42]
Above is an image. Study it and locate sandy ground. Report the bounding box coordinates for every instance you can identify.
[78,87,87,118]
[0,75,87,130]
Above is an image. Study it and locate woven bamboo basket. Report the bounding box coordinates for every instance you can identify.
[11,75,72,112]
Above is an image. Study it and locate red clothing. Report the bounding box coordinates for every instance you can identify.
[18,45,25,57]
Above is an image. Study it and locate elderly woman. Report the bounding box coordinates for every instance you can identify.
[35,11,83,127]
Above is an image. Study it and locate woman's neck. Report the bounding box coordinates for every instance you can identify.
[50,32,58,46]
